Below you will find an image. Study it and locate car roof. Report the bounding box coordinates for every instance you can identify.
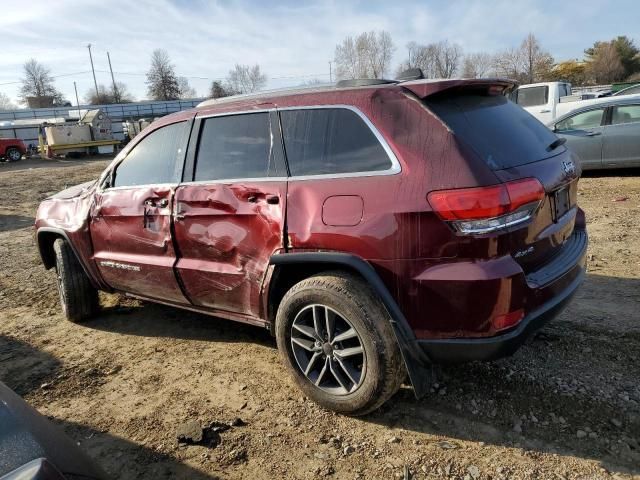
[193,78,517,115]
[549,94,640,125]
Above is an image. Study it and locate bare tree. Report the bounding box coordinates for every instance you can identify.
[19,59,64,105]
[209,80,234,99]
[462,52,494,78]
[493,34,553,83]
[433,41,462,78]
[586,41,626,84]
[146,49,181,101]
[177,77,197,99]
[225,64,267,94]
[521,33,554,83]
[335,31,395,79]
[0,92,16,111]
[396,40,461,79]
[85,82,134,105]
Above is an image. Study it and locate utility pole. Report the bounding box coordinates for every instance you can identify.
[106,51,120,103]
[87,43,99,100]
[328,61,333,83]
[73,81,82,123]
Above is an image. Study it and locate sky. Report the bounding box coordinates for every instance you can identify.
[1,0,638,107]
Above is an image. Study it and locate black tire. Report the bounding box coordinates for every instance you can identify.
[6,148,22,162]
[275,271,404,416]
[53,238,99,322]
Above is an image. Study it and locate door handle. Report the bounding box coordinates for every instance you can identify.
[539,109,551,113]
[266,195,280,205]
[247,195,258,203]
[585,131,601,136]
[143,198,169,208]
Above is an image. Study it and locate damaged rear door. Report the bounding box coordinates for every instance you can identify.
[173,110,288,320]
[90,120,191,303]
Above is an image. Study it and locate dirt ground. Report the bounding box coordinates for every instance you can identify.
[0,156,638,480]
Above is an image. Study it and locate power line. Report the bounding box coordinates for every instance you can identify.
[0,69,331,88]
[0,71,92,86]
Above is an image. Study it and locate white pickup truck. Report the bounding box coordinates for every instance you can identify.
[509,82,573,123]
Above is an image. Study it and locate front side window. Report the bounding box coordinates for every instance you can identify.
[513,86,549,107]
[194,113,275,181]
[555,109,605,132]
[280,108,392,176]
[611,105,640,125]
[112,122,187,187]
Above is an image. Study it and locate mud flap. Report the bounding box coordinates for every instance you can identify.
[269,252,434,398]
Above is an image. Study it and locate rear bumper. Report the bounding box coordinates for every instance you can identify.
[416,264,585,363]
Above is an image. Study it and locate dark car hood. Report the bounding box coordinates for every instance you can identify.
[49,181,97,200]
[0,382,106,479]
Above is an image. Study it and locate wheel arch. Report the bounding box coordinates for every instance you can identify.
[36,227,101,289]
[267,252,433,398]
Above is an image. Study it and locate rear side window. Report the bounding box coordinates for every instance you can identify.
[512,86,548,107]
[113,121,187,187]
[555,108,605,132]
[425,93,559,170]
[611,105,640,125]
[280,108,392,176]
[195,113,278,181]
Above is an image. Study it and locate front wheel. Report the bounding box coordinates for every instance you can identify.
[275,271,404,416]
[6,148,22,162]
[53,239,99,322]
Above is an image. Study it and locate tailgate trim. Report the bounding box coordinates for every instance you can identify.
[525,229,587,287]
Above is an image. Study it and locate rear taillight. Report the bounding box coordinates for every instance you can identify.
[427,178,544,234]
[492,309,524,331]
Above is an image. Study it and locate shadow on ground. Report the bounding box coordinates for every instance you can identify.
[0,335,217,479]
[0,214,34,233]
[60,420,218,479]
[0,335,60,396]
[85,301,276,348]
[581,167,640,178]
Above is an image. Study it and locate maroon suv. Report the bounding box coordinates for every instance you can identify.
[35,78,587,415]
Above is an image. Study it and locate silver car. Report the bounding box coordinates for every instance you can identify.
[548,96,640,170]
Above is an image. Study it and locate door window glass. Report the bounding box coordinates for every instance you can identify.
[555,109,605,132]
[113,122,187,187]
[611,105,640,125]
[195,113,273,181]
[279,108,392,176]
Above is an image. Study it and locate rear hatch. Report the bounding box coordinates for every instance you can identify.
[418,84,581,278]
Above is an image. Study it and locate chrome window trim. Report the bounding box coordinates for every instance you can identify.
[196,108,276,120]
[277,104,401,180]
[187,104,401,184]
[99,105,403,190]
[101,182,179,192]
[181,177,288,186]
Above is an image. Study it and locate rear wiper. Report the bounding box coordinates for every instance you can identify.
[546,137,567,152]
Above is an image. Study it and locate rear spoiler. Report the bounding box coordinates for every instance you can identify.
[401,78,518,98]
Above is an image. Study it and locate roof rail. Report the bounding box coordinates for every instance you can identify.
[335,78,397,88]
[197,83,335,108]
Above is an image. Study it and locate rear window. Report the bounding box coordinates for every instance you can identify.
[425,93,560,170]
[511,86,548,107]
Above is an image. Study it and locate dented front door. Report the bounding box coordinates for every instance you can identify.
[90,185,187,304]
[172,180,286,318]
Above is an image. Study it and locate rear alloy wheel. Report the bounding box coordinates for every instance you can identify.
[276,271,404,415]
[291,304,365,395]
[6,148,22,162]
